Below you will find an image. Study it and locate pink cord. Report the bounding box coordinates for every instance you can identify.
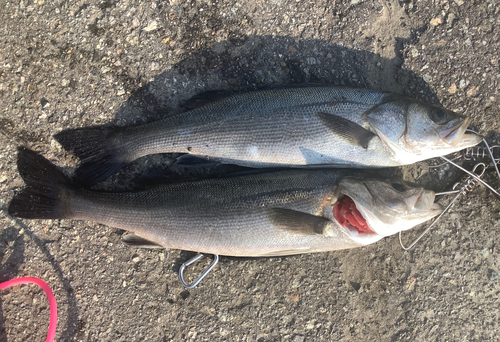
[0,277,57,342]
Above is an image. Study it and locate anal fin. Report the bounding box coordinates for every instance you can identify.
[122,234,165,249]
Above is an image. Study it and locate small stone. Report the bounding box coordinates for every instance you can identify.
[411,47,419,58]
[144,20,158,32]
[405,277,416,292]
[132,18,140,27]
[485,96,495,108]
[465,38,472,46]
[447,13,456,27]
[288,45,297,53]
[454,0,464,5]
[448,83,457,94]
[293,335,305,342]
[218,310,228,322]
[40,97,49,108]
[430,17,442,26]
[287,292,300,302]
[459,79,467,89]
[132,256,140,263]
[351,0,362,4]
[466,86,478,97]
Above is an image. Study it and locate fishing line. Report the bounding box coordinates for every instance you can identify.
[0,277,57,342]
[400,131,500,250]
[399,163,487,250]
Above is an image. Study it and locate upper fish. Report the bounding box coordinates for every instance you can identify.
[54,84,482,185]
[8,148,442,257]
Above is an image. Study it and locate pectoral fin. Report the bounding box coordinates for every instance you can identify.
[268,208,334,236]
[316,112,375,149]
[122,234,165,248]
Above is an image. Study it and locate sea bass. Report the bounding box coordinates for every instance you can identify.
[55,85,481,185]
[8,148,442,257]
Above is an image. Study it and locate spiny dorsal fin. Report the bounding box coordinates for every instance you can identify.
[122,234,164,249]
[268,208,333,236]
[316,112,375,149]
[180,90,234,109]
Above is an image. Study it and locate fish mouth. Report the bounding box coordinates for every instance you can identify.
[336,190,443,239]
[439,117,472,146]
[333,195,378,237]
[407,190,443,213]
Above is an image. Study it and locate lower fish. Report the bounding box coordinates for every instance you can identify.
[8,148,442,257]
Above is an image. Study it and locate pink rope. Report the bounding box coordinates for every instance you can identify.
[0,277,57,342]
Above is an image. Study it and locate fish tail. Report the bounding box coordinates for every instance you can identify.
[8,147,74,219]
[54,126,129,185]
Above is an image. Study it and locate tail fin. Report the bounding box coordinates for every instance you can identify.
[54,126,128,185]
[8,147,74,219]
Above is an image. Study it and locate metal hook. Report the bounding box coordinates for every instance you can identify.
[399,163,487,251]
[464,129,500,182]
[179,254,219,289]
[440,156,500,198]
[401,130,500,250]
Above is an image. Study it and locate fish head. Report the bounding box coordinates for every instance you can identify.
[335,178,442,242]
[366,97,482,164]
[405,101,481,153]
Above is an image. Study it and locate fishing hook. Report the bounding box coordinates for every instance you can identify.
[464,129,500,182]
[399,163,487,250]
[440,156,500,198]
[179,253,219,289]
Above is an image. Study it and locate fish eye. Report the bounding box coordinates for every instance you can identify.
[391,182,405,192]
[430,108,449,124]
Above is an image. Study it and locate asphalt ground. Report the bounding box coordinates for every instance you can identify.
[1,1,500,341]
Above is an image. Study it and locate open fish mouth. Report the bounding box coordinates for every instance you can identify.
[334,195,378,237]
[439,117,471,146]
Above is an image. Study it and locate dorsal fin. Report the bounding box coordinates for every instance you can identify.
[180,84,330,110]
[180,90,234,109]
[316,112,375,149]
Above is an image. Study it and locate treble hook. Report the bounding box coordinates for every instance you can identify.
[179,254,219,289]
[399,163,487,250]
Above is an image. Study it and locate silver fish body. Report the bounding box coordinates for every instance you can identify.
[8,148,443,257]
[55,85,481,185]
